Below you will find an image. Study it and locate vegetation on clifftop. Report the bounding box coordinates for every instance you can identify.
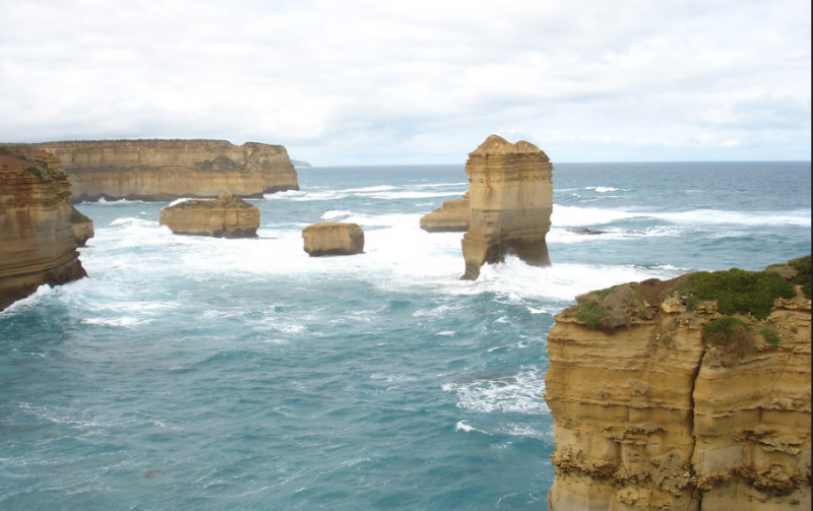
[686,268,796,320]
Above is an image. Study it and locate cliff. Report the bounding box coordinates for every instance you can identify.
[34,139,299,202]
[545,257,812,510]
[460,135,553,280]
[0,147,87,311]
[159,193,260,238]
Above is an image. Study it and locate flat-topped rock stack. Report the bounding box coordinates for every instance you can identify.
[419,193,470,232]
[35,139,299,203]
[302,223,365,257]
[0,146,87,311]
[461,135,554,280]
[159,193,260,238]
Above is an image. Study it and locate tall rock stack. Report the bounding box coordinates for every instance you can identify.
[0,146,87,311]
[545,261,812,510]
[35,139,299,203]
[460,135,553,280]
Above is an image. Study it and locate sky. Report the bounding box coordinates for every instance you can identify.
[1,0,810,165]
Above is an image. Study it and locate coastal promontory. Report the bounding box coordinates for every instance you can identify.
[159,193,260,238]
[460,135,553,280]
[34,139,299,203]
[545,258,812,510]
[0,146,87,311]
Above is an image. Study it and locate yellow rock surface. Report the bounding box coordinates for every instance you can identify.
[302,223,365,257]
[461,135,553,280]
[70,206,95,246]
[35,139,299,202]
[0,147,86,311]
[159,193,260,238]
[545,274,811,510]
[419,196,470,232]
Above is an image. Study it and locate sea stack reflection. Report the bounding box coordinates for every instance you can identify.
[461,135,553,280]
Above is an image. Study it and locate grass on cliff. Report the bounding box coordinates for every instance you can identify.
[787,255,811,299]
[70,206,91,224]
[684,268,796,320]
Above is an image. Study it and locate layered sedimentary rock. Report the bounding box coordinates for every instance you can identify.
[460,135,553,280]
[34,139,299,202]
[420,193,470,232]
[302,223,365,257]
[0,147,87,311]
[159,193,260,238]
[545,260,812,510]
[70,206,95,246]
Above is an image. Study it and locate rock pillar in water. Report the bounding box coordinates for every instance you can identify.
[159,192,260,238]
[460,135,553,280]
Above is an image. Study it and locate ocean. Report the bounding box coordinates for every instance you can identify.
[1,161,810,510]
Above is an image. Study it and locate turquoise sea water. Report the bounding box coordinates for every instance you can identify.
[1,162,811,510]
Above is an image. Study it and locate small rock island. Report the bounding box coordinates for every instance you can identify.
[159,193,260,238]
[302,223,365,257]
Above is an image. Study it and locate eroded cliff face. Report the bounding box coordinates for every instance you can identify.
[159,193,260,238]
[545,261,812,510]
[35,139,299,202]
[0,147,86,311]
[461,135,553,280]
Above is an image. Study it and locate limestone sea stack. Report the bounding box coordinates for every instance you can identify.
[419,193,470,232]
[70,206,95,246]
[545,257,812,510]
[461,135,553,280]
[302,223,365,257]
[34,139,299,203]
[159,193,260,238]
[0,146,87,311]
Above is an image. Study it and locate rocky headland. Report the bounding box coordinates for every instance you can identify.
[33,139,299,203]
[70,206,95,246]
[545,257,812,510]
[0,146,87,311]
[460,135,553,280]
[302,223,365,257]
[159,193,260,238]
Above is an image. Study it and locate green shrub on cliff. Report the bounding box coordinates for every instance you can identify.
[760,328,782,348]
[687,268,796,320]
[576,300,611,329]
[703,316,750,346]
[70,206,91,224]
[787,255,811,299]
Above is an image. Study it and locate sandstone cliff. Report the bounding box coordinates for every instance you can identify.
[70,206,95,246]
[34,139,299,202]
[419,194,470,233]
[159,193,260,238]
[460,135,553,280]
[545,257,812,510]
[0,147,87,311]
[302,223,365,257]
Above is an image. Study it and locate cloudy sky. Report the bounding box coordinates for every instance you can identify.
[1,0,810,165]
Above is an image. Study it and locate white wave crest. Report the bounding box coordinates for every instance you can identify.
[442,367,549,415]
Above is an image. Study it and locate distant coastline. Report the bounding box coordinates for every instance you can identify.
[291,159,312,167]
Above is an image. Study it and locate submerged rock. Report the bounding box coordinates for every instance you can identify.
[545,259,812,510]
[461,135,553,280]
[70,206,95,246]
[159,193,260,238]
[0,146,87,311]
[302,223,365,257]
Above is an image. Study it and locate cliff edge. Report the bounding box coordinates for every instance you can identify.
[461,135,553,280]
[0,146,87,311]
[34,139,299,202]
[545,257,812,510]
